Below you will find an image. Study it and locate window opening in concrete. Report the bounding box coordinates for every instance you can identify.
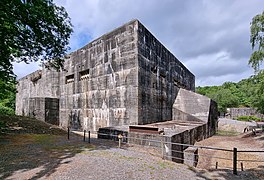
[173,79,180,87]
[66,74,74,84]
[79,69,90,80]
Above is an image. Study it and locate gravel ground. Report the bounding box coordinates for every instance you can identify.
[44,147,203,180]
[2,134,263,180]
[2,136,210,180]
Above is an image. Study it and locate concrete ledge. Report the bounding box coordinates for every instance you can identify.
[184,147,198,167]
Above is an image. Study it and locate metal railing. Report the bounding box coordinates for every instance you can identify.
[67,129,264,175]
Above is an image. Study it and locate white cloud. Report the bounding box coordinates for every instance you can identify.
[13,0,264,86]
[185,51,255,86]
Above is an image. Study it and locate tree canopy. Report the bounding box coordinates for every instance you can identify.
[248,11,264,113]
[0,80,16,115]
[0,0,73,82]
[249,11,264,72]
[0,0,72,115]
[196,72,264,113]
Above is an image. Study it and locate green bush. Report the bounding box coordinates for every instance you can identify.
[236,115,262,121]
[0,121,7,129]
[0,105,15,116]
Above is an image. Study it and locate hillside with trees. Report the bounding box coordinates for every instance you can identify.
[196,70,264,113]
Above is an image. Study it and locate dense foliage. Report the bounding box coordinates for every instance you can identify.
[196,71,264,113]
[0,0,73,84]
[0,78,16,115]
[0,0,72,115]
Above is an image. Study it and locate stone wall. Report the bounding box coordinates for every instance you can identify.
[228,108,264,119]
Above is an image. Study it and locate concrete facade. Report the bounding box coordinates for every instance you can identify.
[16,19,198,131]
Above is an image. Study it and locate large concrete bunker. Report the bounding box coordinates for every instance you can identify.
[16,20,218,160]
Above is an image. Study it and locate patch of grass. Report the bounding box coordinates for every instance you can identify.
[216,130,240,136]
[32,134,56,145]
[236,116,262,122]
[0,115,66,135]
[148,165,156,170]
[119,155,136,161]
[157,160,175,169]
[158,161,169,169]
[0,121,8,134]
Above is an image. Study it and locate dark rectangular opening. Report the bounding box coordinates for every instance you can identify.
[79,69,90,80]
[65,74,74,84]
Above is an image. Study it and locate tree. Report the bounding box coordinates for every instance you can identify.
[251,70,264,113]
[0,0,72,114]
[0,0,73,82]
[0,80,16,115]
[249,11,264,113]
[249,11,264,72]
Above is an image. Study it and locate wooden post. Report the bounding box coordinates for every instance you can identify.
[233,148,237,175]
[67,127,70,140]
[161,139,164,159]
[118,134,122,148]
[83,130,86,142]
[88,131,90,143]
[241,162,244,171]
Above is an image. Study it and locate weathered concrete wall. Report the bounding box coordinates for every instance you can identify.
[184,147,198,167]
[59,20,139,130]
[173,88,218,136]
[173,88,210,121]
[17,97,59,125]
[173,108,204,122]
[128,132,163,147]
[16,69,60,117]
[228,108,264,119]
[28,97,46,122]
[16,19,198,131]
[137,22,195,125]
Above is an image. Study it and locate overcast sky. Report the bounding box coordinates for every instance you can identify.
[13,0,264,86]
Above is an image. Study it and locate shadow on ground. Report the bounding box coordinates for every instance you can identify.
[0,115,130,179]
[0,132,121,179]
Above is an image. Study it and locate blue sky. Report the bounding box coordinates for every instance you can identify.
[13,0,264,86]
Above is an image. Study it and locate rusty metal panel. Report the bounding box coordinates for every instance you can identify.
[129,125,159,134]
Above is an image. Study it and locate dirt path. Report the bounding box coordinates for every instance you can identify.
[196,132,264,179]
